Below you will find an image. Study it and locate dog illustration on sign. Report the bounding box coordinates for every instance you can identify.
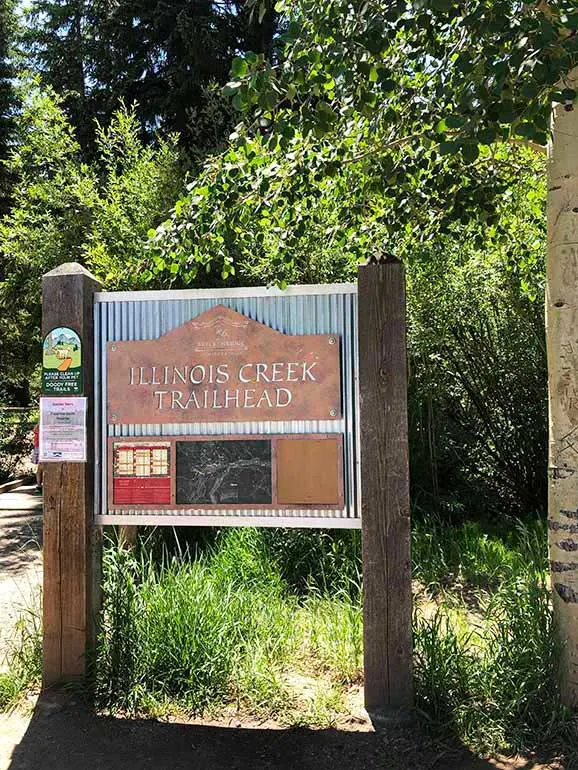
[42,326,82,393]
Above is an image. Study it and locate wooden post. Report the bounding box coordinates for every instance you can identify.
[358,254,413,713]
[42,262,102,687]
[547,66,578,705]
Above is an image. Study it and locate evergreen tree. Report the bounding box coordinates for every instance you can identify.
[22,0,277,157]
[23,0,95,152]
[0,0,17,215]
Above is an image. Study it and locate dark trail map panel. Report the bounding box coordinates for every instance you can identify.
[176,440,272,505]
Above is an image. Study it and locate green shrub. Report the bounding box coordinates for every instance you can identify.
[0,408,35,484]
[407,243,547,520]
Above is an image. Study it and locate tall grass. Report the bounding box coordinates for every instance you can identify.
[414,575,571,753]
[412,516,574,753]
[96,529,295,715]
[412,515,547,591]
[2,514,568,754]
[95,528,364,719]
[87,518,578,755]
[0,595,42,711]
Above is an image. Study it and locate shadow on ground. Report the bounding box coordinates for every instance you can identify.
[0,487,42,577]
[2,695,565,770]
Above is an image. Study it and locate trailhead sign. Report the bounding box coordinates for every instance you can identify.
[41,261,414,711]
[107,305,341,424]
[98,285,359,526]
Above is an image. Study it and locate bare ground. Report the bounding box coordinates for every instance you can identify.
[0,693,568,770]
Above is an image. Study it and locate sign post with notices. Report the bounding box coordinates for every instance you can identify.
[42,259,414,717]
[41,263,101,689]
[39,396,87,462]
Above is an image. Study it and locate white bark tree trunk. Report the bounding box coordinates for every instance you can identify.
[547,66,578,704]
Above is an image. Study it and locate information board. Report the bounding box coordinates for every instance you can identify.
[96,284,359,527]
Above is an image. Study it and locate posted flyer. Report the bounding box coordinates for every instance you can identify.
[39,396,87,462]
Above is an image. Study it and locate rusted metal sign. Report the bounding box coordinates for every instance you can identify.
[107,305,341,424]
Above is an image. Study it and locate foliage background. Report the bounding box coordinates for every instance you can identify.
[0,0,571,758]
[0,68,548,515]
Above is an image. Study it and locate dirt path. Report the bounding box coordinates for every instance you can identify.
[0,486,42,664]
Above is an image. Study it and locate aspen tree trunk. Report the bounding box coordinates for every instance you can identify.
[547,66,578,704]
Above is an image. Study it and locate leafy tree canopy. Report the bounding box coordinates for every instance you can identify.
[236,0,578,146]
[0,81,183,402]
[148,0,566,287]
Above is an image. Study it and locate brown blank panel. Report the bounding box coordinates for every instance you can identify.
[276,438,341,505]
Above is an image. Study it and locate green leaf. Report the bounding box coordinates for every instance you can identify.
[515,122,537,139]
[222,81,242,97]
[285,21,301,40]
[461,143,479,163]
[498,101,515,123]
[439,141,459,156]
[259,90,277,111]
[231,57,248,78]
[232,93,246,111]
[445,114,465,129]
[478,127,497,145]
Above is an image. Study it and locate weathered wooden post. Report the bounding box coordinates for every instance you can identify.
[358,254,413,712]
[547,66,578,705]
[42,262,101,686]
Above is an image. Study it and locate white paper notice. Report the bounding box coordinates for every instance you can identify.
[39,396,87,462]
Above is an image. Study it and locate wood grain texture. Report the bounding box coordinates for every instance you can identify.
[42,263,101,686]
[358,258,413,711]
[42,464,62,685]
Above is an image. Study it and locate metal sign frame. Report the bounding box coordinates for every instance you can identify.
[94,283,361,528]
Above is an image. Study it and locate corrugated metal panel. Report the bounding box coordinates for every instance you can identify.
[94,284,359,527]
